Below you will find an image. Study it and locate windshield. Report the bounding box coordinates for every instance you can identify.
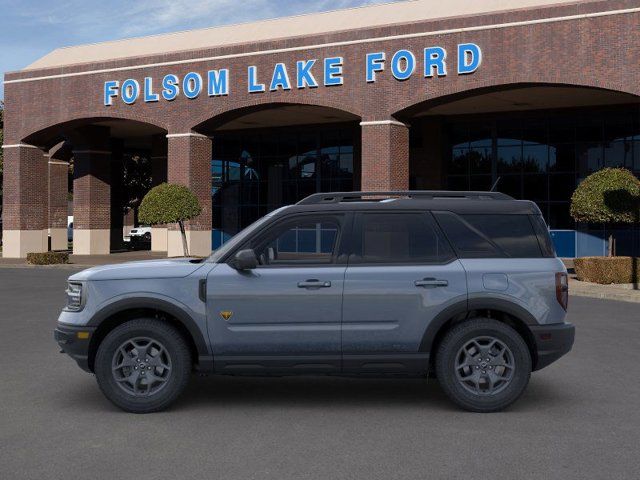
[207,206,290,263]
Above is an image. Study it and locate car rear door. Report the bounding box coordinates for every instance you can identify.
[341,211,467,374]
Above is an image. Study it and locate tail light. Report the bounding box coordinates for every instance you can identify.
[555,272,568,311]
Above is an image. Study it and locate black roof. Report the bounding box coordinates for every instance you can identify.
[279,191,541,215]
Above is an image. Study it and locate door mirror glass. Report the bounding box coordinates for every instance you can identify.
[231,249,258,270]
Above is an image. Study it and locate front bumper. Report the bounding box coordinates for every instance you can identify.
[530,322,575,371]
[54,324,96,372]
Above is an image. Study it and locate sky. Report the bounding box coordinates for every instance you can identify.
[0,0,403,100]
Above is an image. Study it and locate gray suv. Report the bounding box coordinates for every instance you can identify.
[55,191,574,413]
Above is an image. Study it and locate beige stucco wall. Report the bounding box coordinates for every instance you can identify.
[2,230,48,258]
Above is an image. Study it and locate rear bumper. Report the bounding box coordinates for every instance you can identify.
[54,324,96,373]
[530,322,575,371]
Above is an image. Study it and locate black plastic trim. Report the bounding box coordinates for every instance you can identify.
[418,299,469,352]
[214,355,342,374]
[530,322,575,371]
[467,297,539,325]
[54,324,97,372]
[87,297,209,357]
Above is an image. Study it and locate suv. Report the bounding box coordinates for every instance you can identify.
[125,226,152,249]
[55,191,574,413]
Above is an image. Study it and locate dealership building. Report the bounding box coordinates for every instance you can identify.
[2,0,640,258]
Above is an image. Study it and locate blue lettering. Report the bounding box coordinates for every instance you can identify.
[270,63,291,91]
[248,66,265,93]
[104,80,119,106]
[424,47,447,77]
[162,74,179,101]
[458,43,482,74]
[144,77,159,102]
[121,79,140,104]
[366,52,385,83]
[324,57,343,86]
[207,69,229,96]
[183,72,202,99]
[391,50,415,81]
[296,60,318,89]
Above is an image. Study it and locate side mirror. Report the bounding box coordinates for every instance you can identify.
[231,249,258,270]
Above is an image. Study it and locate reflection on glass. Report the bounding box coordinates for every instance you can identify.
[211,127,356,246]
[445,105,640,229]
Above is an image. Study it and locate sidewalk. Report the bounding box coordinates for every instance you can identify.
[569,276,640,304]
[0,250,167,268]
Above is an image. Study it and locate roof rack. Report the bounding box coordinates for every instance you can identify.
[296,190,513,205]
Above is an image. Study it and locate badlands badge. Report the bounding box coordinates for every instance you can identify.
[220,311,233,321]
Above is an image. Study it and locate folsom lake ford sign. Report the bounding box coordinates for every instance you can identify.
[103,43,482,106]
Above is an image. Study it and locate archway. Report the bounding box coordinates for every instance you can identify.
[193,103,361,247]
[22,117,168,255]
[397,84,640,257]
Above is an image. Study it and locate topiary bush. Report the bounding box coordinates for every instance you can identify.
[138,183,202,256]
[574,256,639,284]
[570,168,640,256]
[27,251,69,265]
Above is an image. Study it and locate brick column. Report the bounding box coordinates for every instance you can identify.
[48,143,70,251]
[71,127,112,255]
[166,132,212,257]
[110,140,125,251]
[360,120,410,191]
[1,144,49,258]
[150,134,168,252]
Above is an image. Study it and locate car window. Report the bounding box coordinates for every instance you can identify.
[530,214,556,258]
[251,216,342,266]
[434,211,545,258]
[461,214,543,258]
[351,212,454,264]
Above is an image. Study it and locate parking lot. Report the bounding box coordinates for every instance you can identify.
[1,267,639,480]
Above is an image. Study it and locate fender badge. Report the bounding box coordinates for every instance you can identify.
[220,311,233,321]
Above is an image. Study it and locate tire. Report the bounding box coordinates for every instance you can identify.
[94,318,192,413]
[435,318,531,413]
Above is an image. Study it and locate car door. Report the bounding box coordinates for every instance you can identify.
[207,212,349,374]
[341,211,467,374]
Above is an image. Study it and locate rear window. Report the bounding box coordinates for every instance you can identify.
[352,212,454,264]
[434,212,548,258]
[530,215,556,257]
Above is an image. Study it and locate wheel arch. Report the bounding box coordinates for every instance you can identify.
[422,298,539,371]
[86,297,211,373]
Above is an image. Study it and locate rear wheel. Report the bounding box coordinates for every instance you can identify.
[94,319,191,413]
[435,318,531,412]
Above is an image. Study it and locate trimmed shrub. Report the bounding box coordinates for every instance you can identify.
[138,183,202,225]
[27,251,69,265]
[139,183,202,256]
[570,168,640,224]
[574,256,640,284]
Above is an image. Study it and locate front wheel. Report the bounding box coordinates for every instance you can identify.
[435,318,531,412]
[94,319,192,413]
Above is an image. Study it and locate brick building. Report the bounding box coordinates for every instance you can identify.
[3,0,640,257]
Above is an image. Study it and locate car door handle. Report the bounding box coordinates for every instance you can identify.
[297,279,331,289]
[415,278,448,288]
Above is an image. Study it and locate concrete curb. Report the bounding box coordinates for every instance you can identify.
[0,264,86,269]
[569,278,640,304]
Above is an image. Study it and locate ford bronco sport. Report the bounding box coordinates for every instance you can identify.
[55,191,574,413]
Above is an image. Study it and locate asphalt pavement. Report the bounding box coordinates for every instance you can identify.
[0,267,638,480]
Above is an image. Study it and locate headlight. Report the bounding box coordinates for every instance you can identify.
[65,282,84,311]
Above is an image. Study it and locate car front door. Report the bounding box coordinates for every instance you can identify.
[207,212,349,374]
[341,211,467,374]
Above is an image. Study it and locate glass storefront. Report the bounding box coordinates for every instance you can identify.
[211,124,358,247]
[445,105,640,229]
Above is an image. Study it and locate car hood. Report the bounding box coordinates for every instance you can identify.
[69,258,207,281]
